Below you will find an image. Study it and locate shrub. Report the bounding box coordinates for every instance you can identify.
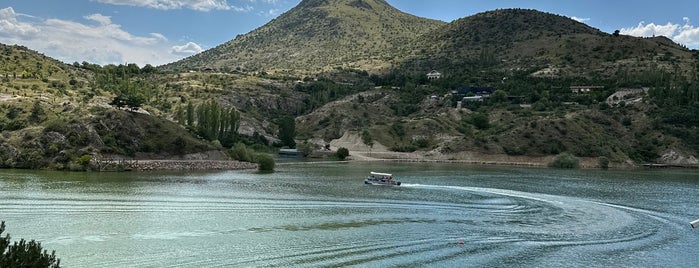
[336,147,349,160]
[598,156,610,169]
[229,143,252,162]
[71,155,91,171]
[549,152,580,169]
[503,145,527,156]
[412,138,430,149]
[255,153,275,172]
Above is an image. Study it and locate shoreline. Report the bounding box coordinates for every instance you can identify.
[93,159,258,171]
[87,152,697,171]
[344,151,697,169]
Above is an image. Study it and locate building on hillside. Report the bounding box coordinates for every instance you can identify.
[462,96,485,102]
[606,87,650,105]
[570,85,604,93]
[453,86,495,108]
[427,70,442,79]
[452,86,495,98]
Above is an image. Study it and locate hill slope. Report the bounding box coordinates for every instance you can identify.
[402,9,695,80]
[0,44,220,170]
[162,0,445,74]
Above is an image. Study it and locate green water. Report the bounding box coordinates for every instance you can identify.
[1,163,698,267]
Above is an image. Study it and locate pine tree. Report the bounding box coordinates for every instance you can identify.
[186,102,194,127]
[1,221,60,268]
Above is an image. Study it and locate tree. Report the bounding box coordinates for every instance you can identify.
[492,89,508,103]
[336,147,350,160]
[1,221,61,268]
[549,152,580,169]
[124,93,146,111]
[361,129,374,152]
[598,156,610,169]
[186,102,194,127]
[175,105,185,125]
[29,100,46,123]
[256,154,275,172]
[470,112,490,130]
[278,116,296,148]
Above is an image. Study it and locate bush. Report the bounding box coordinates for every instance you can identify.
[503,145,527,156]
[229,143,252,162]
[336,147,349,160]
[1,221,61,268]
[70,155,92,171]
[412,138,430,149]
[598,156,610,169]
[549,152,580,169]
[255,153,275,172]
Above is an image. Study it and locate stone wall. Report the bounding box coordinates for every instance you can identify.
[94,159,257,171]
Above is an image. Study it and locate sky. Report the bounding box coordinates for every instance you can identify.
[1,0,698,67]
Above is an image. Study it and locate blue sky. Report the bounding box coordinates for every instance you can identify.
[1,0,698,66]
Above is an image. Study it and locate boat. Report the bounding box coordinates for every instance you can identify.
[364,172,401,186]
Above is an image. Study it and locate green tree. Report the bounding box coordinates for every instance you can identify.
[1,221,61,268]
[256,153,275,172]
[469,112,490,130]
[549,152,580,169]
[175,105,185,125]
[29,100,46,123]
[124,93,146,111]
[192,101,239,143]
[598,156,610,169]
[186,102,194,127]
[278,116,296,148]
[361,129,374,149]
[492,89,508,103]
[336,147,350,160]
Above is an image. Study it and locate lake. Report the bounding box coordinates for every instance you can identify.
[1,163,698,267]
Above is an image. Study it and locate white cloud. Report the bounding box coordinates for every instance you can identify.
[171,42,204,55]
[84,13,112,26]
[570,16,590,23]
[0,7,199,66]
[0,7,39,36]
[620,21,678,37]
[91,0,238,11]
[620,18,699,48]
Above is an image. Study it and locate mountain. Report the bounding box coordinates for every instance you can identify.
[162,0,445,74]
[402,9,695,80]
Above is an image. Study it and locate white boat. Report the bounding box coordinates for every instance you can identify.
[364,172,401,186]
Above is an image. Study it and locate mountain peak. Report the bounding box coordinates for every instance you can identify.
[164,0,444,74]
[298,0,389,9]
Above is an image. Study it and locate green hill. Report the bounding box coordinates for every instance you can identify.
[0,44,218,170]
[162,0,445,75]
[401,9,695,81]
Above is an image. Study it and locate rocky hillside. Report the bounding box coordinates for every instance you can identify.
[402,9,695,80]
[162,0,444,74]
[0,44,220,170]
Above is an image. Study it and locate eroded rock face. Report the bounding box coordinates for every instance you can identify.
[659,150,699,165]
[0,143,19,167]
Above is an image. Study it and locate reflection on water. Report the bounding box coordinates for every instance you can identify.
[1,164,698,267]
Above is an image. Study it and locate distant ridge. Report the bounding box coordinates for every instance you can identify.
[401,9,694,79]
[163,3,694,80]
